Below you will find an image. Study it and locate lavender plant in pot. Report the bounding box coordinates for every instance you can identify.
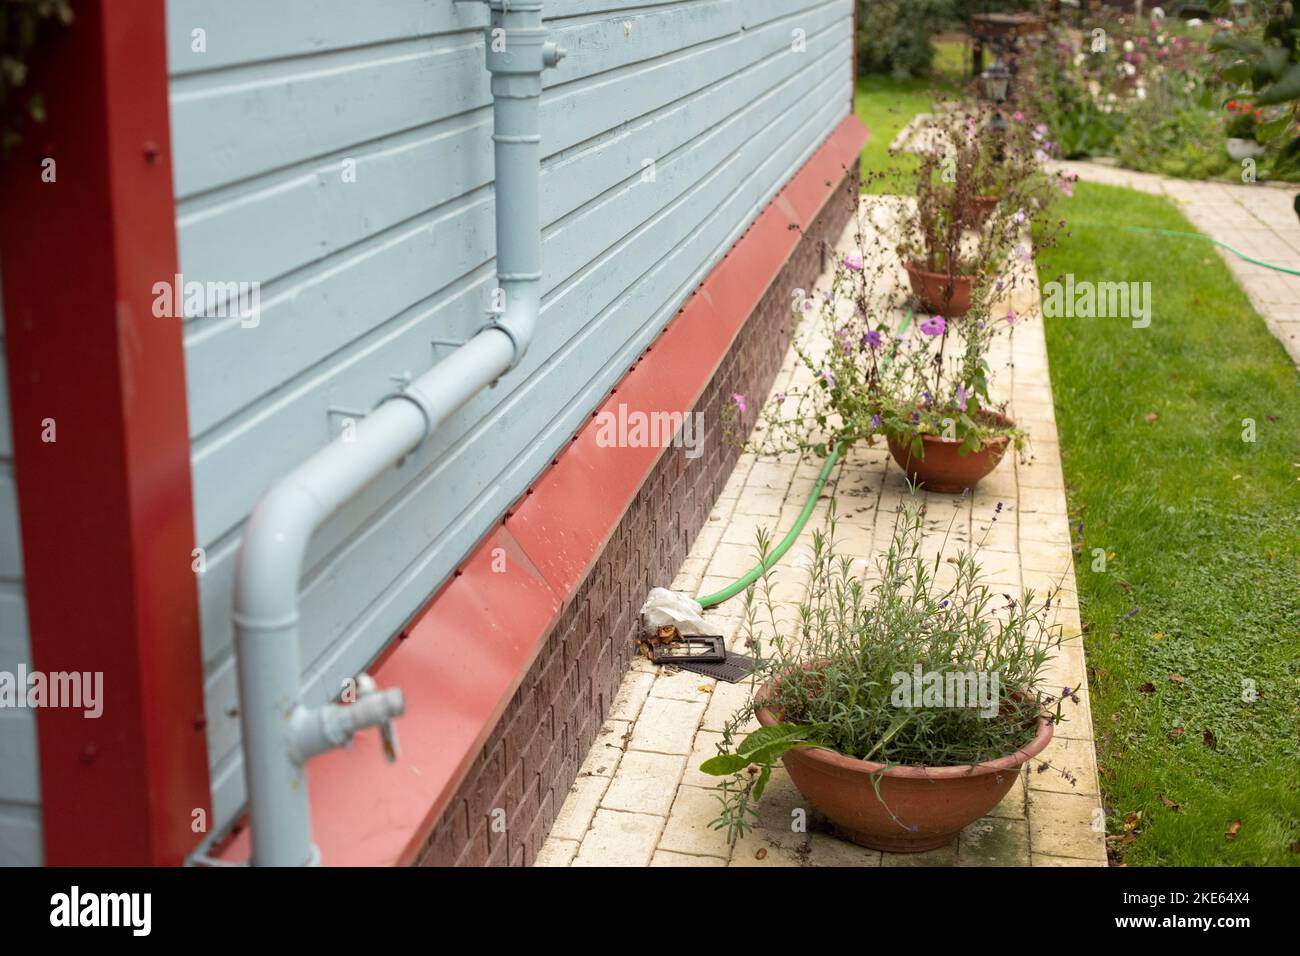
[701,497,1068,853]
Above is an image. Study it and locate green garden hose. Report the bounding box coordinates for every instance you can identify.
[694,313,916,609]
[696,442,843,608]
[1074,221,1300,277]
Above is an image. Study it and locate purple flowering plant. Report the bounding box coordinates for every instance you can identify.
[749,177,1029,463]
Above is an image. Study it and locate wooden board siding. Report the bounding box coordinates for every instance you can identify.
[165,0,854,833]
[0,261,42,865]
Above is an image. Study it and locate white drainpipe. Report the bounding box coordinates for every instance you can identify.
[230,0,564,866]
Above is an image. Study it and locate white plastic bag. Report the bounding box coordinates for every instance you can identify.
[639,587,710,636]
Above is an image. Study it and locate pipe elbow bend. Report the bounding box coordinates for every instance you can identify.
[485,288,540,371]
[232,480,321,630]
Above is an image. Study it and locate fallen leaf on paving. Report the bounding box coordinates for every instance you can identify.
[698,685,712,694]
[755,848,768,860]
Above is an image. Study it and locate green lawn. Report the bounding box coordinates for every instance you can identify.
[1035,182,1300,866]
[854,40,965,194]
[854,54,1300,864]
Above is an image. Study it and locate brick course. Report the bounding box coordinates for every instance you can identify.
[416,163,858,867]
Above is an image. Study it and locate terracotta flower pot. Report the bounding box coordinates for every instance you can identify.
[756,681,1053,853]
[960,194,1001,225]
[904,261,973,317]
[886,409,1015,494]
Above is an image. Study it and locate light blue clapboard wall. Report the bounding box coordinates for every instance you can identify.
[0,261,44,865]
[166,0,854,834]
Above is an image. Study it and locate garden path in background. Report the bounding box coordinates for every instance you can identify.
[1055,160,1300,366]
[535,196,1108,868]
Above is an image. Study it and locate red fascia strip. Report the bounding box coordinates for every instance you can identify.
[0,0,210,865]
[217,113,868,867]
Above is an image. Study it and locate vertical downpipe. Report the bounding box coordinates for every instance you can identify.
[484,0,561,357]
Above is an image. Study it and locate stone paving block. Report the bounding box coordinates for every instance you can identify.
[650,667,718,704]
[1032,852,1106,867]
[682,730,727,788]
[549,775,613,842]
[701,678,757,733]
[1019,537,1074,575]
[729,830,806,867]
[1041,643,1087,696]
[571,809,662,867]
[602,750,688,815]
[1027,789,1107,862]
[1030,734,1100,797]
[628,696,708,754]
[578,719,630,778]
[987,771,1027,820]
[882,843,957,867]
[1018,484,1069,516]
[608,669,656,723]
[535,838,579,867]
[652,850,727,867]
[957,816,1030,866]
[657,785,732,858]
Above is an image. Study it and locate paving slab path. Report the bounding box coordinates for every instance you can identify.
[536,196,1108,868]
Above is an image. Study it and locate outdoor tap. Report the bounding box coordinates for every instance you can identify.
[290,675,405,765]
[356,673,401,762]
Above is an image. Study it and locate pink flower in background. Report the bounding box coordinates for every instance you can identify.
[843,254,864,271]
[1012,111,1025,122]
[1013,208,1027,225]
[956,384,969,413]
[1059,175,1075,198]
[1005,308,1017,326]
[731,393,747,415]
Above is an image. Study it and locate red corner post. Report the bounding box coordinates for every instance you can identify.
[0,1,210,864]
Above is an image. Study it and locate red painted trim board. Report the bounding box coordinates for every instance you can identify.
[0,1,210,865]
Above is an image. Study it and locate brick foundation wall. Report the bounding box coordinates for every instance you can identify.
[415,163,859,867]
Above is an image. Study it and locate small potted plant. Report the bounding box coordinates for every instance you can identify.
[898,156,984,318]
[701,497,1068,852]
[1223,100,1267,161]
[754,211,1025,493]
[897,107,1064,317]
